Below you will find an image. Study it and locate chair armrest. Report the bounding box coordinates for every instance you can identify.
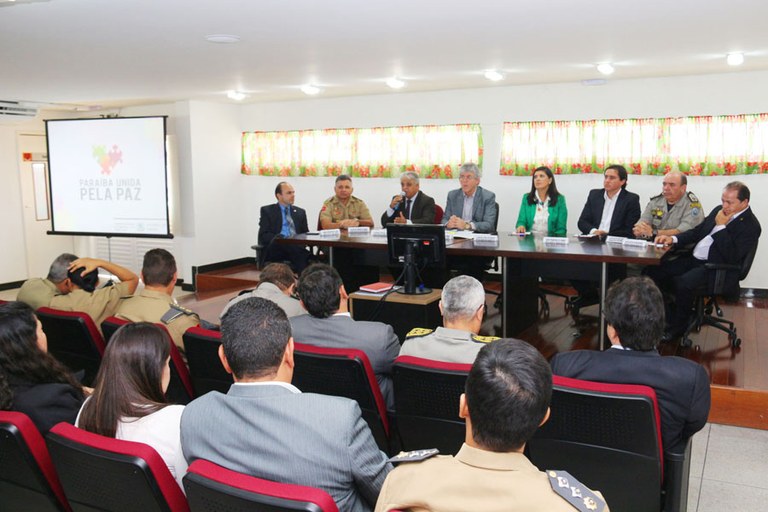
[703,262,740,271]
[663,439,692,512]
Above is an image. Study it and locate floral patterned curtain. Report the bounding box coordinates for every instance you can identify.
[500,114,768,176]
[242,124,482,178]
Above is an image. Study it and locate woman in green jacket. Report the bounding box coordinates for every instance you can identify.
[515,166,567,236]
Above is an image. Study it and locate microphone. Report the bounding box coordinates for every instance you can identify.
[392,191,406,213]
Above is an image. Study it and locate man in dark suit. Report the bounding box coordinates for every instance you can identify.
[181,297,391,512]
[258,181,311,272]
[551,276,710,453]
[651,181,761,341]
[381,171,436,226]
[572,164,642,309]
[290,264,400,410]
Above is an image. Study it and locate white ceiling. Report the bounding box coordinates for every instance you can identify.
[1,0,767,111]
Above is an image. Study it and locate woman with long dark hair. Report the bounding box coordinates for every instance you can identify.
[0,301,85,433]
[77,322,187,489]
[515,166,568,236]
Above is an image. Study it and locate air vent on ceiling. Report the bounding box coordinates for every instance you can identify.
[0,101,38,118]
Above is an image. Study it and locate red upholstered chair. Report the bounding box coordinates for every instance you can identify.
[36,307,106,386]
[433,204,444,224]
[46,422,189,512]
[183,459,338,512]
[0,411,71,512]
[526,375,691,512]
[292,343,390,453]
[392,356,471,455]
[101,315,130,343]
[182,326,233,395]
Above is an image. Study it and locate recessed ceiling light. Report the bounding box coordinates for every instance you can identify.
[386,77,406,89]
[726,52,744,66]
[596,63,615,75]
[205,34,241,44]
[227,90,247,101]
[484,70,504,82]
[300,84,322,96]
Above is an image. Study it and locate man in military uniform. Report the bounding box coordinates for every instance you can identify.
[319,174,374,229]
[115,248,199,350]
[633,171,703,239]
[220,262,305,319]
[375,339,609,512]
[400,275,498,363]
[16,253,78,309]
[49,257,139,328]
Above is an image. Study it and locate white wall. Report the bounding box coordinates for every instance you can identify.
[0,124,30,283]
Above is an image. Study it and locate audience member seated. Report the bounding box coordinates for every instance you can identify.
[551,276,710,452]
[258,181,312,273]
[116,249,198,350]
[515,166,567,236]
[49,257,139,327]
[16,253,78,309]
[220,262,305,319]
[0,301,85,433]
[76,322,187,490]
[649,181,761,342]
[399,275,498,363]
[632,171,704,240]
[380,171,436,226]
[290,264,400,410]
[181,297,391,512]
[375,339,608,512]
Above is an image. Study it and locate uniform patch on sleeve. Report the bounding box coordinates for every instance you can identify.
[387,449,439,463]
[406,327,434,338]
[687,191,702,212]
[547,470,607,511]
[471,334,499,344]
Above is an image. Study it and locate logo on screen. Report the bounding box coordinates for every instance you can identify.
[92,145,123,175]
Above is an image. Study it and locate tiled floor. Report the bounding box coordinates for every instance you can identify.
[689,423,768,511]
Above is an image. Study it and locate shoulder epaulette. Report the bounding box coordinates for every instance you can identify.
[387,449,439,464]
[687,191,702,209]
[406,327,434,338]
[650,193,663,200]
[547,470,607,511]
[471,334,499,344]
[160,304,197,325]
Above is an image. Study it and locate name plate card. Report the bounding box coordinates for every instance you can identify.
[473,234,499,245]
[320,229,341,238]
[371,228,387,237]
[347,226,371,237]
[622,238,649,250]
[543,236,569,246]
[605,236,627,245]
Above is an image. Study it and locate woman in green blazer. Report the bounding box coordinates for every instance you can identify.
[515,166,567,236]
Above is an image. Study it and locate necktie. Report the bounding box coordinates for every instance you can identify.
[285,206,296,236]
[405,198,412,220]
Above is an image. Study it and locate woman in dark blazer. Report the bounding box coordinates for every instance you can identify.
[515,166,568,236]
[0,301,85,433]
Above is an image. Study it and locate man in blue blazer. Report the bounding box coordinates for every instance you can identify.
[652,181,761,340]
[258,182,311,272]
[181,297,391,512]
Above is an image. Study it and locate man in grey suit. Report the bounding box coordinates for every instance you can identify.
[290,264,400,410]
[181,297,391,512]
[441,162,498,280]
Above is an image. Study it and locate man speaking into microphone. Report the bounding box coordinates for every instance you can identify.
[380,171,437,226]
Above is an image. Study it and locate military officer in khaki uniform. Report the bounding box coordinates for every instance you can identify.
[116,248,199,350]
[319,174,374,229]
[376,340,609,512]
[633,171,703,239]
[16,253,79,309]
[49,257,139,328]
[400,275,498,363]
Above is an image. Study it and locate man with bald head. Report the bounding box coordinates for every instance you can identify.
[633,171,704,240]
[258,181,311,272]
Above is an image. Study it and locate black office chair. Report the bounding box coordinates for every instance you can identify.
[182,326,234,395]
[681,240,759,348]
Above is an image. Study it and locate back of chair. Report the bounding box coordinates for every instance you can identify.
[155,324,195,405]
[710,239,759,296]
[0,411,70,512]
[433,204,444,224]
[527,375,663,512]
[101,315,130,343]
[46,422,189,512]
[183,327,233,396]
[184,459,338,512]
[292,343,390,452]
[392,356,470,455]
[37,307,106,386]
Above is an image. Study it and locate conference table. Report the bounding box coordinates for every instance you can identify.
[278,231,665,346]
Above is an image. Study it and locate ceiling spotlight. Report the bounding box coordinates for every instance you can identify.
[386,77,406,89]
[227,90,247,101]
[205,34,241,44]
[484,70,504,82]
[300,84,322,96]
[596,63,615,75]
[727,52,745,66]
